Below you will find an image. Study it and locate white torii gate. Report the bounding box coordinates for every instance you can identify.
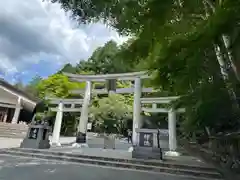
[71,87,155,94]
[64,71,150,145]
[49,87,157,147]
[48,87,155,147]
[48,98,83,146]
[140,97,185,156]
[49,71,185,155]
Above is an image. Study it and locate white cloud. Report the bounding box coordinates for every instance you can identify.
[0,0,127,77]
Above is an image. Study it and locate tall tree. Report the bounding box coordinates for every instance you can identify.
[25,75,42,97]
[53,0,240,135]
[58,40,141,75]
[75,40,140,74]
[58,63,78,74]
[90,94,133,134]
[14,80,25,91]
[53,0,240,87]
[36,73,84,99]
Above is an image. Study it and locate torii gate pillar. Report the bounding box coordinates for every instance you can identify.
[165,108,180,156]
[132,77,142,144]
[74,81,91,147]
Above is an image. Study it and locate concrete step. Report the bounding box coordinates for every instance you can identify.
[0,130,27,138]
[132,146,163,160]
[0,128,27,133]
[0,133,26,138]
[0,127,28,131]
[0,148,223,180]
[0,123,28,138]
[0,122,28,128]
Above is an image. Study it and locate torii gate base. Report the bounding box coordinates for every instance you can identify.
[72,132,89,148]
[76,132,86,143]
[165,151,180,156]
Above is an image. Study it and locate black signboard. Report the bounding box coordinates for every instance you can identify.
[139,132,153,147]
[42,129,48,140]
[29,128,39,139]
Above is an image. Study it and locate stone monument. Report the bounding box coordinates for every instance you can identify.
[103,133,115,149]
[158,129,169,151]
[132,128,163,160]
[20,116,51,149]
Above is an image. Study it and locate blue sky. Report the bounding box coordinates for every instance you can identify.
[0,0,127,84]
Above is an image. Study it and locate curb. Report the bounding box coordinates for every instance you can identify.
[6,148,216,171]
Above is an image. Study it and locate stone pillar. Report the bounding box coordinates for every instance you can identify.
[76,81,91,144]
[166,108,179,156]
[51,102,63,146]
[132,77,142,145]
[108,79,116,94]
[152,103,157,109]
[12,97,21,124]
[3,109,8,122]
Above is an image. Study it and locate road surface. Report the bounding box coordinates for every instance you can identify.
[0,154,201,180]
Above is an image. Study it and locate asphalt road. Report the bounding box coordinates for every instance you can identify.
[0,154,201,180]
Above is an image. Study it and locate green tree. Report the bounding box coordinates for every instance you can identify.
[53,0,240,137]
[52,0,240,88]
[75,40,139,74]
[14,80,25,91]
[58,40,143,75]
[34,74,85,135]
[25,75,42,97]
[36,73,84,99]
[58,63,78,74]
[90,94,133,134]
[84,41,119,73]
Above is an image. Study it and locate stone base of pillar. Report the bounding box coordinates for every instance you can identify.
[164,151,181,157]
[11,119,18,124]
[76,132,87,143]
[50,142,61,147]
[128,146,134,152]
[72,143,89,148]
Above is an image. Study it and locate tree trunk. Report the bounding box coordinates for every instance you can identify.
[213,43,239,108]
[203,0,239,107]
[221,35,240,82]
[204,0,240,82]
